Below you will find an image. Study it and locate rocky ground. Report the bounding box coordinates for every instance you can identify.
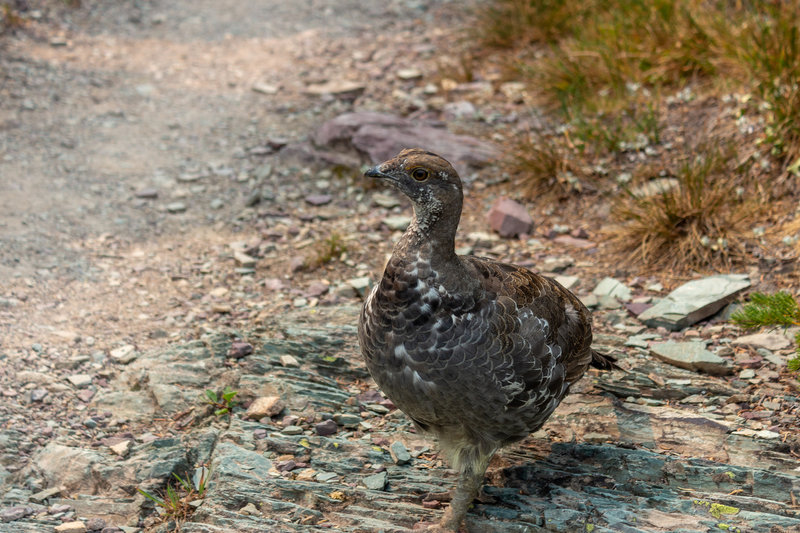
[1,1,799,532]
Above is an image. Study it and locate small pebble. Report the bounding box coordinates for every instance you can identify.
[166,201,187,213]
[279,355,300,367]
[362,471,387,491]
[228,341,254,359]
[390,441,411,465]
[315,419,338,436]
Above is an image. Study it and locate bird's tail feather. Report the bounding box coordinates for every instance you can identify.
[590,349,621,371]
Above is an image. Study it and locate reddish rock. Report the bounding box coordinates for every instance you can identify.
[289,256,306,272]
[487,198,532,238]
[625,302,653,316]
[264,278,285,291]
[357,390,383,404]
[305,281,330,298]
[737,357,764,368]
[228,341,253,359]
[553,235,596,249]
[315,419,338,436]
[305,111,499,176]
[305,194,332,206]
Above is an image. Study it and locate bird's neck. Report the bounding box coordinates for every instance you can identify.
[398,206,458,262]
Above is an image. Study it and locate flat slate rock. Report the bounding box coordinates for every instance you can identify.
[592,277,632,301]
[298,111,499,175]
[4,314,798,533]
[650,341,733,375]
[637,274,750,330]
[731,331,792,351]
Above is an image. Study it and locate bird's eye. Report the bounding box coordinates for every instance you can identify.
[411,168,429,181]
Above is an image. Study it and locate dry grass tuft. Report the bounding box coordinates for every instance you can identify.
[476,0,583,48]
[507,133,585,200]
[609,143,761,271]
[306,233,348,269]
[734,0,800,173]
[475,0,800,271]
[0,3,26,32]
[482,0,800,164]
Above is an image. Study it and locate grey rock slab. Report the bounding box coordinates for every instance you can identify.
[90,390,155,423]
[638,274,750,330]
[32,443,106,493]
[316,471,338,482]
[592,277,632,301]
[363,471,388,490]
[553,275,579,290]
[12,323,793,533]
[109,344,137,364]
[66,374,93,388]
[346,276,372,297]
[540,255,574,273]
[650,341,733,375]
[381,215,411,231]
[149,383,197,413]
[732,332,792,351]
[233,250,257,268]
[29,486,61,503]
[211,442,273,481]
[443,100,477,120]
[579,293,599,308]
[165,201,187,213]
[29,388,48,402]
[389,441,411,465]
[624,334,653,349]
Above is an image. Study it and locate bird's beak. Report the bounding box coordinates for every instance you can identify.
[365,166,391,180]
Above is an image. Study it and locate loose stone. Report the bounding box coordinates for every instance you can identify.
[246,396,285,419]
[389,441,411,465]
[362,471,388,491]
[315,419,338,436]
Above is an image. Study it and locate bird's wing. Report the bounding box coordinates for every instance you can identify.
[460,255,594,383]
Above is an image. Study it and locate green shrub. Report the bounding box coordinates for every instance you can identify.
[731,292,800,378]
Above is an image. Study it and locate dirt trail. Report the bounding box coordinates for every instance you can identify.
[0,0,455,350]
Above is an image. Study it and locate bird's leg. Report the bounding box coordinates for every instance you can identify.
[437,455,492,532]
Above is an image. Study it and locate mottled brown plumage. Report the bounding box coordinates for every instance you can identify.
[358,149,615,532]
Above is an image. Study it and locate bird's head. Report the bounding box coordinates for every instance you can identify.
[364,149,463,225]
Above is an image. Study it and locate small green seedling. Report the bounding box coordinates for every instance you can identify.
[205,386,238,416]
[137,465,213,529]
